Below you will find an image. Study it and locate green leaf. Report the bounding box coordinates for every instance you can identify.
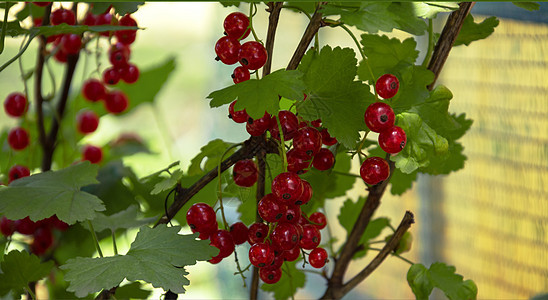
[140,161,180,183]
[0,21,24,37]
[91,2,144,15]
[0,162,105,224]
[207,69,306,119]
[114,282,152,299]
[410,2,459,18]
[390,65,435,113]
[407,262,477,300]
[389,167,418,196]
[90,205,156,233]
[454,15,499,46]
[512,2,540,11]
[324,2,400,34]
[60,225,218,297]
[407,264,433,300]
[261,261,306,300]
[386,3,428,35]
[151,169,184,195]
[297,46,374,148]
[188,139,235,176]
[0,250,54,296]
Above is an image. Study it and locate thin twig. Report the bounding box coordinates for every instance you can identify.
[286,3,324,71]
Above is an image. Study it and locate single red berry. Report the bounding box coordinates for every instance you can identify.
[229,222,249,245]
[260,267,282,284]
[232,66,250,84]
[61,34,82,55]
[82,145,103,164]
[360,157,390,185]
[282,245,301,262]
[233,159,258,187]
[320,128,337,146]
[8,127,30,151]
[282,204,301,224]
[115,14,137,45]
[364,102,395,133]
[272,223,299,251]
[246,112,272,136]
[31,227,54,255]
[309,212,327,230]
[0,217,15,236]
[50,8,75,25]
[309,247,328,268]
[258,193,285,223]
[248,222,268,244]
[120,63,140,84]
[83,13,97,26]
[109,42,131,68]
[15,217,36,235]
[209,229,235,262]
[376,74,400,99]
[103,67,121,85]
[215,36,241,65]
[76,110,100,134]
[293,127,322,157]
[4,92,28,117]
[270,110,299,141]
[8,165,30,183]
[378,126,407,154]
[186,203,218,238]
[294,180,312,206]
[299,224,321,250]
[272,172,303,204]
[224,12,250,40]
[33,17,44,27]
[50,215,69,231]
[312,148,335,171]
[249,242,275,268]
[238,41,267,70]
[228,100,250,123]
[53,48,68,63]
[297,213,309,226]
[104,90,129,114]
[287,149,311,175]
[82,79,106,102]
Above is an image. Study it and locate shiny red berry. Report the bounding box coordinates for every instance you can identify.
[228,100,249,123]
[115,14,137,45]
[209,229,235,262]
[249,242,275,268]
[50,8,75,25]
[0,217,15,236]
[83,13,97,26]
[233,159,258,187]
[320,128,337,146]
[8,127,29,150]
[309,247,328,268]
[224,12,250,40]
[364,102,395,133]
[260,267,282,284]
[8,165,30,183]
[238,41,267,70]
[109,42,131,68]
[312,148,335,171]
[248,222,269,244]
[121,63,140,83]
[309,212,327,230]
[104,90,129,114]
[215,36,241,65]
[61,34,81,55]
[272,223,300,251]
[258,193,285,223]
[272,172,303,204]
[270,110,299,141]
[103,67,121,85]
[360,157,390,185]
[82,145,103,164]
[96,13,117,37]
[299,224,321,250]
[186,203,218,238]
[4,92,27,117]
[378,126,406,154]
[15,217,36,235]
[76,110,99,134]
[293,127,322,157]
[82,79,106,102]
[246,112,272,136]
[229,222,249,245]
[287,149,311,175]
[376,74,399,99]
[294,180,312,206]
[232,66,250,84]
[282,245,301,262]
[282,204,301,224]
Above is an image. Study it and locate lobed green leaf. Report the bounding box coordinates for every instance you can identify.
[0,250,54,296]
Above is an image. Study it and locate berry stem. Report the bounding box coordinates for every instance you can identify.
[422,18,435,68]
[232,250,248,287]
[330,170,361,178]
[87,220,104,258]
[367,247,415,265]
[111,231,118,255]
[248,2,261,44]
[0,32,37,73]
[17,35,31,105]
[275,117,288,173]
[24,287,36,300]
[217,143,243,229]
[0,3,10,54]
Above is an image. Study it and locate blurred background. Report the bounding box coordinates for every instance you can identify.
[0,2,547,299]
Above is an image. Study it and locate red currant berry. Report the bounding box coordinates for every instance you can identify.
[378,126,407,154]
[61,34,81,55]
[82,79,106,102]
[270,110,299,141]
[282,204,301,224]
[364,102,395,133]
[248,222,268,244]
[309,212,327,230]
[104,90,129,114]
[76,110,99,134]
[232,66,250,84]
[115,14,137,45]
[103,67,121,85]
[229,222,249,245]
[109,42,131,68]
[294,180,312,206]
[287,149,311,175]
[121,63,140,83]
[259,267,282,284]
[297,213,309,226]
[266,254,284,270]
[53,49,68,63]
[233,159,258,187]
[0,217,15,236]
[320,128,337,146]
[8,127,30,151]
[8,165,30,183]
[31,227,54,255]
[224,12,250,40]
[272,172,303,204]
[4,92,28,117]
[186,203,218,239]
[360,156,390,185]
[299,224,321,250]
[49,215,69,231]
[282,245,301,262]
[258,193,285,223]
[293,127,322,157]
[215,36,241,65]
[210,229,235,261]
[15,217,36,235]
[249,242,275,268]
[83,13,97,26]
[312,148,335,171]
[272,222,299,252]
[311,119,322,128]
[376,74,400,99]
[246,112,272,136]
[309,247,328,268]
[228,100,249,123]
[82,145,103,164]
[96,13,117,37]
[50,8,75,25]
[239,41,267,70]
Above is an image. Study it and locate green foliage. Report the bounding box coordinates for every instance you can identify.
[151,169,184,195]
[114,282,152,299]
[512,2,541,11]
[61,225,218,297]
[454,15,499,47]
[90,205,156,233]
[261,261,306,300]
[208,69,306,119]
[407,262,477,300]
[188,139,235,176]
[0,162,105,224]
[0,250,54,296]
[91,2,145,15]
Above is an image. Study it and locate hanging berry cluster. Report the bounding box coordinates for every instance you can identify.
[360,74,407,185]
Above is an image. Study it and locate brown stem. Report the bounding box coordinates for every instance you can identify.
[262,2,283,77]
[286,3,324,71]
[427,2,474,89]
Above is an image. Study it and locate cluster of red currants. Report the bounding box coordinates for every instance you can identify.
[360,74,407,185]
[0,215,68,255]
[214,12,268,83]
[3,92,31,184]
